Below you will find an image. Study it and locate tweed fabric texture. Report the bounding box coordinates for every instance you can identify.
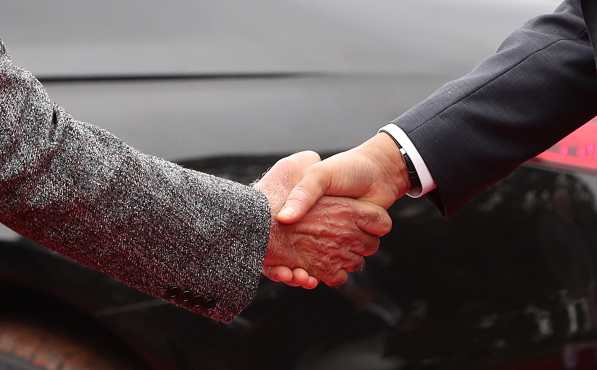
[0,40,271,322]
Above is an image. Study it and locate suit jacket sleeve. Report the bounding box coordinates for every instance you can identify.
[0,42,271,323]
[395,0,597,215]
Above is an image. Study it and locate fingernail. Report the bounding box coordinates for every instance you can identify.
[278,207,295,219]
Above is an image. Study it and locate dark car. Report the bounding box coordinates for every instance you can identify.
[3,1,597,369]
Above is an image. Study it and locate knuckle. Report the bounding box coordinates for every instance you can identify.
[321,271,338,286]
[346,257,364,272]
[364,208,392,236]
[358,205,377,221]
[275,155,292,167]
[380,214,393,235]
[331,274,348,287]
[368,213,383,229]
[323,276,337,287]
[308,162,327,178]
[300,150,321,162]
[322,266,347,287]
[362,239,380,256]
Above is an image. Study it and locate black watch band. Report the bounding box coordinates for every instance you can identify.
[395,143,421,194]
[378,126,424,196]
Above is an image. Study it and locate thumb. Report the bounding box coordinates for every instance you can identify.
[276,164,330,224]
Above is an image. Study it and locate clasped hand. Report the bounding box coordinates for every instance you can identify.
[256,133,410,289]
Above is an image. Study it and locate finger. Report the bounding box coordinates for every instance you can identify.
[353,201,393,237]
[291,268,310,287]
[291,268,320,289]
[344,254,366,273]
[263,266,279,282]
[256,151,321,192]
[264,266,293,283]
[276,164,330,224]
[324,269,348,287]
[351,234,380,257]
[283,151,322,181]
[305,277,319,289]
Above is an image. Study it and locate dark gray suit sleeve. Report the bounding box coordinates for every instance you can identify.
[395,0,597,215]
[0,42,271,323]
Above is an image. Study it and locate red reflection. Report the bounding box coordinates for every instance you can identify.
[535,117,597,171]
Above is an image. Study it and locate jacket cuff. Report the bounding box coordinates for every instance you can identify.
[159,178,272,323]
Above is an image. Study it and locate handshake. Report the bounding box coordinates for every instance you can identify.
[255,133,411,289]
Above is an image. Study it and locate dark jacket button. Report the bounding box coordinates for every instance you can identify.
[164,286,180,299]
[204,297,217,309]
[191,296,217,309]
[182,290,193,303]
[190,296,205,308]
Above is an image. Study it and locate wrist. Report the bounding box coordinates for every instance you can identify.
[264,218,283,266]
[253,183,285,267]
[360,133,412,198]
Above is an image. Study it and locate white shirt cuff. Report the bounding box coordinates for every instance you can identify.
[378,123,437,198]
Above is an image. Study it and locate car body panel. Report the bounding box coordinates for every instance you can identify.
[4,0,553,76]
[1,0,556,161]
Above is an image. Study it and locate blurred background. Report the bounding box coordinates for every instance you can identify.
[2,0,556,160]
[7,1,597,370]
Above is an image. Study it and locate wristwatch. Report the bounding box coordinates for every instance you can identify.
[379,131,422,195]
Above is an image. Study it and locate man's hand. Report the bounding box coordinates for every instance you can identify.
[276,133,411,224]
[255,151,392,288]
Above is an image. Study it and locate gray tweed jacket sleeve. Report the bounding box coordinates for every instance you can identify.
[0,41,272,323]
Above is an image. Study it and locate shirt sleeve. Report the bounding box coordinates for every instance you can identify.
[378,123,437,198]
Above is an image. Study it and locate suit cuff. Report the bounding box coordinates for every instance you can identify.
[378,123,436,198]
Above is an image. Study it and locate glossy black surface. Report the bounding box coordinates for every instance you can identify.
[2,155,597,370]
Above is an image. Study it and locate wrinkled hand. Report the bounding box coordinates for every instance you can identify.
[255,151,392,288]
[276,133,411,224]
